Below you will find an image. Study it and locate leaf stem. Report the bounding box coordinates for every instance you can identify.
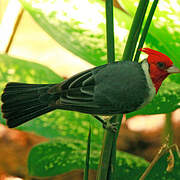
[164,112,173,146]
[96,0,120,179]
[96,118,116,180]
[105,0,115,63]
[84,126,91,180]
[107,115,123,180]
[122,0,149,61]
[134,0,159,62]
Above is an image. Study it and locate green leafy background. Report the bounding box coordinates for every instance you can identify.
[0,0,180,178]
[28,138,180,179]
[28,138,149,178]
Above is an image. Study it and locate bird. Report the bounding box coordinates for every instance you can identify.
[1,48,180,128]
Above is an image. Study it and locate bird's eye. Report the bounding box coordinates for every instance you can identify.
[157,62,166,69]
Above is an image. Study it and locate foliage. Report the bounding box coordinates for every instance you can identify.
[0,0,179,179]
[28,138,180,179]
[28,138,149,178]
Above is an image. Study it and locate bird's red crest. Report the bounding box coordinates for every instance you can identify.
[139,48,173,67]
[139,48,164,56]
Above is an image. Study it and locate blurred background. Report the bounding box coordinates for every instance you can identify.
[0,0,180,179]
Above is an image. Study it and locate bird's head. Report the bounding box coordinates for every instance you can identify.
[140,48,180,92]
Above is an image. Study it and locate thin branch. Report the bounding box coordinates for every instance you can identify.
[140,142,180,180]
[0,0,23,53]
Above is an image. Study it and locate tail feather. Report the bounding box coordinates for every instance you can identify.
[6,106,54,128]
[2,93,39,105]
[2,99,42,112]
[1,82,58,128]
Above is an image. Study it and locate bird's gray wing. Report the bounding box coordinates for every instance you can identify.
[48,65,106,108]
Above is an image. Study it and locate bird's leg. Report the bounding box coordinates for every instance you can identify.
[93,115,119,132]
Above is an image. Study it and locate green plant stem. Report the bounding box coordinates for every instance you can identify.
[164,112,173,146]
[134,0,159,62]
[96,1,118,179]
[84,126,91,180]
[105,0,115,63]
[122,0,149,61]
[96,117,116,180]
[107,115,123,180]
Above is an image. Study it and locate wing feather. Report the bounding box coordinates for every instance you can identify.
[55,68,96,106]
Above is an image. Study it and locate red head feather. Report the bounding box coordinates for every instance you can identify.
[139,48,173,67]
[139,48,173,93]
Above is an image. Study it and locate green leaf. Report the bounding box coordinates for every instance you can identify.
[28,138,149,178]
[0,54,103,143]
[28,138,180,179]
[28,138,92,177]
[19,0,131,66]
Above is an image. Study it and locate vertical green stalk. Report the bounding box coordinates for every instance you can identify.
[84,126,91,180]
[105,0,115,63]
[96,120,116,180]
[134,0,159,62]
[96,0,118,179]
[122,0,149,61]
[96,116,123,180]
[107,115,123,180]
[164,113,173,146]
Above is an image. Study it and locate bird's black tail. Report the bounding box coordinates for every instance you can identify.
[1,82,58,128]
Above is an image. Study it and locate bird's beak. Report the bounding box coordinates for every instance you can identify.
[167,65,180,74]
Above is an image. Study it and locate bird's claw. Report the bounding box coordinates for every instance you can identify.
[103,121,119,133]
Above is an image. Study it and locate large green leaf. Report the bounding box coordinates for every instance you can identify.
[0,54,103,143]
[18,0,180,67]
[28,138,149,178]
[19,0,131,66]
[28,138,180,179]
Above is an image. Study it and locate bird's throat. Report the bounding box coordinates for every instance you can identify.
[151,74,168,93]
[148,63,169,93]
